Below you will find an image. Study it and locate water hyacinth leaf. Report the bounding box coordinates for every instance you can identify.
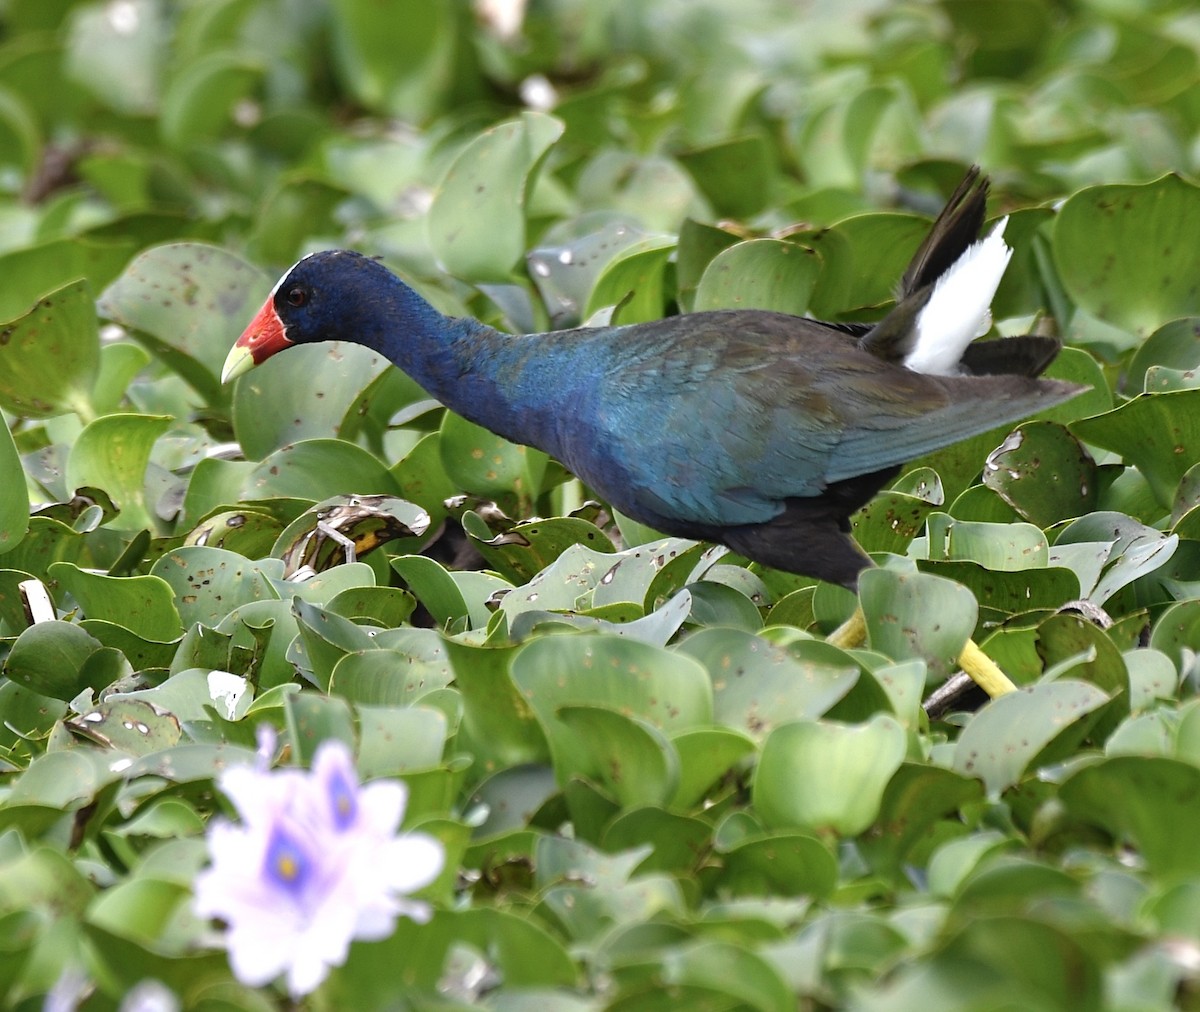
[678,134,776,218]
[953,680,1110,796]
[232,342,393,459]
[0,279,98,420]
[64,413,172,532]
[862,764,984,873]
[327,586,417,628]
[272,494,430,578]
[391,554,472,629]
[159,52,263,148]
[355,705,447,778]
[328,649,453,707]
[183,508,283,558]
[0,419,28,554]
[65,0,166,113]
[212,598,300,691]
[97,243,267,399]
[1037,614,1130,737]
[528,213,656,327]
[687,580,763,630]
[1054,175,1200,337]
[602,808,713,874]
[694,238,820,315]
[67,698,181,755]
[1127,318,1200,393]
[715,831,838,900]
[659,940,793,1012]
[468,763,558,838]
[429,111,564,282]
[292,598,379,689]
[584,238,675,324]
[439,412,547,515]
[558,705,679,808]
[1073,390,1200,508]
[244,439,401,502]
[285,690,355,765]
[0,239,134,327]
[3,620,105,700]
[110,668,249,725]
[1052,512,1178,604]
[676,217,743,312]
[615,541,715,613]
[1123,648,1178,710]
[445,638,549,768]
[49,563,182,642]
[327,0,467,119]
[87,877,191,949]
[678,627,858,738]
[858,568,976,680]
[1148,599,1200,668]
[512,634,711,783]
[669,727,756,809]
[982,422,1098,528]
[927,513,1049,571]
[854,473,944,555]
[754,715,907,835]
[806,213,930,317]
[1059,756,1200,877]
[150,546,277,629]
[464,512,614,585]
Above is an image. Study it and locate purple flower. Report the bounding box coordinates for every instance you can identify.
[194,738,444,998]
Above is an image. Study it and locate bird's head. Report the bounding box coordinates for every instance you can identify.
[221,250,392,382]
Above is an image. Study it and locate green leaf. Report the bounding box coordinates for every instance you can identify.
[952,680,1110,795]
[356,705,447,778]
[149,546,277,629]
[97,242,267,401]
[50,563,182,642]
[558,705,679,808]
[859,568,976,680]
[1059,755,1200,878]
[3,620,104,700]
[754,715,906,835]
[677,627,858,738]
[244,439,401,501]
[0,418,28,554]
[446,637,549,768]
[584,238,675,324]
[669,727,756,809]
[65,413,172,532]
[285,691,355,764]
[0,279,98,420]
[511,634,711,784]
[694,239,820,315]
[328,0,471,119]
[159,52,263,148]
[1072,390,1200,508]
[982,421,1098,528]
[428,111,564,282]
[678,134,777,218]
[65,0,166,114]
[1055,174,1200,337]
[439,413,547,514]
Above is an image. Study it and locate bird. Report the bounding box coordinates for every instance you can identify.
[223,168,1083,696]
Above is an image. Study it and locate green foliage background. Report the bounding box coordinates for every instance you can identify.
[1,0,1200,1008]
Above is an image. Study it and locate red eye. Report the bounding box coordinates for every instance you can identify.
[286,286,308,307]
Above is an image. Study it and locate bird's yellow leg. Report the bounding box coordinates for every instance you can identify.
[827,606,1017,698]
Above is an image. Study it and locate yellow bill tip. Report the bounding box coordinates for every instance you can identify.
[221,344,256,384]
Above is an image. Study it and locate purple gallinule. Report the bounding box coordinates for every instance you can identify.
[224,168,1082,696]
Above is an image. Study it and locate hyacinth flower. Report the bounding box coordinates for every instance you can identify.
[193,735,444,998]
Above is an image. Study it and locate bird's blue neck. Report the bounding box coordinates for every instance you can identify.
[347,275,569,452]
